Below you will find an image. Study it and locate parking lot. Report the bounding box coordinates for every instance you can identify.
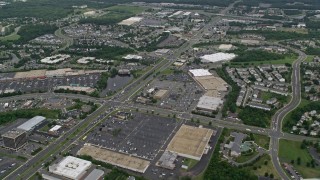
[0,74,101,94]
[0,156,21,179]
[147,78,203,112]
[87,112,179,160]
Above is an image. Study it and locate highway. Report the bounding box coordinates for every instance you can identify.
[4,101,113,180]
[2,50,311,180]
[2,3,312,180]
[269,48,306,180]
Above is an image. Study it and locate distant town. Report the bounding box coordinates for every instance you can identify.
[0,0,319,180]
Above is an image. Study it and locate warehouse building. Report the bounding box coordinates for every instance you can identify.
[49,125,62,135]
[40,54,70,64]
[49,156,92,180]
[200,52,236,63]
[196,95,223,112]
[166,125,215,161]
[17,116,46,132]
[189,69,212,77]
[2,129,27,151]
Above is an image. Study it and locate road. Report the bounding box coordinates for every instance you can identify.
[269,48,306,180]
[5,101,113,180]
[116,0,238,102]
[2,3,312,180]
[53,28,73,54]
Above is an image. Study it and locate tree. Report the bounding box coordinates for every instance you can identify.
[297,157,301,165]
[270,174,274,178]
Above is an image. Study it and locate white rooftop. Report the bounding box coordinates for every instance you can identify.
[77,57,95,64]
[49,125,62,132]
[200,52,236,63]
[189,69,212,77]
[40,54,70,64]
[49,156,92,180]
[123,54,143,60]
[218,44,233,50]
[17,116,46,132]
[118,17,143,26]
[197,96,223,111]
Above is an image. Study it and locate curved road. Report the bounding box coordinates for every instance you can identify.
[270,48,306,180]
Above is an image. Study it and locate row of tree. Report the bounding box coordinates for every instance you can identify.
[232,49,287,62]
[215,66,240,117]
[0,108,61,126]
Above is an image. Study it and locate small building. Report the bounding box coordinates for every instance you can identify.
[196,96,223,112]
[17,116,46,132]
[153,89,168,100]
[49,156,92,180]
[118,69,130,75]
[266,98,278,105]
[156,151,177,170]
[247,102,271,111]
[2,129,27,151]
[49,125,62,135]
[224,132,247,157]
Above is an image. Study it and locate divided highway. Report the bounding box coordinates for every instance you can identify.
[270,48,306,180]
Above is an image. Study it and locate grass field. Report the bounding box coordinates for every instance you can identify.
[279,139,320,178]
[80,5,147,25]
[305,55,315,62]
[106,5,147,14]
[253,134,270,149]
[261,92,290,104]
[236,150,259,163]
[183,158,199,170]
[243,154,280,179]
[0,26,20,41]
[279,27,308,34]
[0,33,20,41]
[161,68,175,75]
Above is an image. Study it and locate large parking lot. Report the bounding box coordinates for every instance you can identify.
[146,77,203,112]
[0,74,101,94]
[87,112,179,160]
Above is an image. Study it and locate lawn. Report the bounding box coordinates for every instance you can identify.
[260,92,290,104]
[39,124,51,132]
[305,55,315,62]
[161,68,175,75]
[66,100,86,111]
[182,158,199,170]
[279,139,320,178]
[243,154,280,179]
[236,150,259,163]
[253,134,270,149]
[0,33,20,41]
[279,27,308,34]
[106,5,147,14]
